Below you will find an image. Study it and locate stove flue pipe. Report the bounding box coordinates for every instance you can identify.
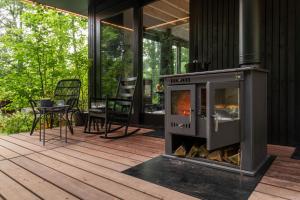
[239,0,262,66]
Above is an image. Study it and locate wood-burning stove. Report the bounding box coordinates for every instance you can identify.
[163,66,269,175]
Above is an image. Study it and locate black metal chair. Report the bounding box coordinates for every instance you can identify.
[29,99,54,136]
[85,77,139,139]
[29,100,42,135]
[29,79,81,135]
[52,79,81,134]
[0,100,12,109]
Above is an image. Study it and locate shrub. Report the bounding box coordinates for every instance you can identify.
[0,111,33,135]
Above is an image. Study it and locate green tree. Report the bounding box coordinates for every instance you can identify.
[0,1,88,110]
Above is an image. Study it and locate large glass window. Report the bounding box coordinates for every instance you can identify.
[100,9,134,97]
[143,0,190,114]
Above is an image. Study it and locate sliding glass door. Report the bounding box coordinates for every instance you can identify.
[100,8,134,97]
[96,0,190,125]
[142,0,190,116]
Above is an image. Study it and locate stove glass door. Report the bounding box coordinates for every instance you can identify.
[206,81,241,150]
[166,85,196,136]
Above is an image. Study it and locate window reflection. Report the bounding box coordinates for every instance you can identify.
[143,0,190,114]
[214,88,240,121]
[100,9,134,97]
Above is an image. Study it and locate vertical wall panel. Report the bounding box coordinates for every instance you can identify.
[88,2,96,102]
[203,0,208,63]
[287,0,295,145]
[212,0,219,69]
[228,0,234,68]
[233,0,239,68]
[279,0,288,144]
[207,0,213,70]
[265,0,273,143]
[265,0,297,145]
[190,0,298,145]
[190,0,198,64]
[295,0,300,144]
[217,0,223,69]
[222,0,229,69]
[191,0,239,70]
[198,0,203,65]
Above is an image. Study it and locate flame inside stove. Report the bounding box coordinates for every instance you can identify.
[171,90,191,116]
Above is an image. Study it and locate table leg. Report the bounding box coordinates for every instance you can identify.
[39,113,42,142]
[65,111,67,143]
[59,113,62,139]
[43,113,45,146]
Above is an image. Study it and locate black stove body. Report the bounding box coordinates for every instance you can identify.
[163,67,269,175]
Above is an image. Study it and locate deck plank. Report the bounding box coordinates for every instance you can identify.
[0,170,40,200]
[0,139,33,155]
[261,176,300,192]
[26,153,160,200]
[0,136,46,152]
[15,133,150,161]
[255,183,300,199]
[28,130,161,157]
[40,149,198,200]
[10,133,63,149]
[272,158,300,169]
[53,147,130,171]
[67,134,163,154]
[249,191,287,200]
[10,156,118,200]
[266,165,300,183]
[0,145,19,159]
[47,128,164,152]
[268,144,295,157]
[0,160,79,200]
[64,144,142,166]
[68,140,151,162]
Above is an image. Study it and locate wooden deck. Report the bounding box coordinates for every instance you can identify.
[0,127,299,200]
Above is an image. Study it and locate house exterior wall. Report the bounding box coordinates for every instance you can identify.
[263,0,297,145]
[296,0,300,144]
[88,0,300,146]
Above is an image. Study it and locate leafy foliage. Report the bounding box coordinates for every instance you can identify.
[0,111,33,134]
[0,0,88,111]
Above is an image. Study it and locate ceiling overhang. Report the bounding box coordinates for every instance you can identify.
[25,0,89,16]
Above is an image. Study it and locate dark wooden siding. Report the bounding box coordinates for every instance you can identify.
[88,2,96,101]
[264,0,297,145]
[295,0,300,144]
[190,0,239,70]
[191,0,299,146]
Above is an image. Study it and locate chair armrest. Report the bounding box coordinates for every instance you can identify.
[29,100,40,115]
[90,97,107,101]
[106,98,132,102]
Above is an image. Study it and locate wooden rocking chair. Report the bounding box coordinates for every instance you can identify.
[86,77,139,139]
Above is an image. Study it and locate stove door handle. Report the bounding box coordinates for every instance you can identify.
[212,113,219,132]
[189,108,194,123]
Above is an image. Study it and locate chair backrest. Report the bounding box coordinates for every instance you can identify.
[29,99,40,115]
[114,77,138,112]
[0,100,12,109]
[53,79,81,108]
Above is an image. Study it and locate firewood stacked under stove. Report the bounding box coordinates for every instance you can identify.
[174,143,240,166]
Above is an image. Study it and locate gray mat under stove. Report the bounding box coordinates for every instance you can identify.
[123,156,274,200]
